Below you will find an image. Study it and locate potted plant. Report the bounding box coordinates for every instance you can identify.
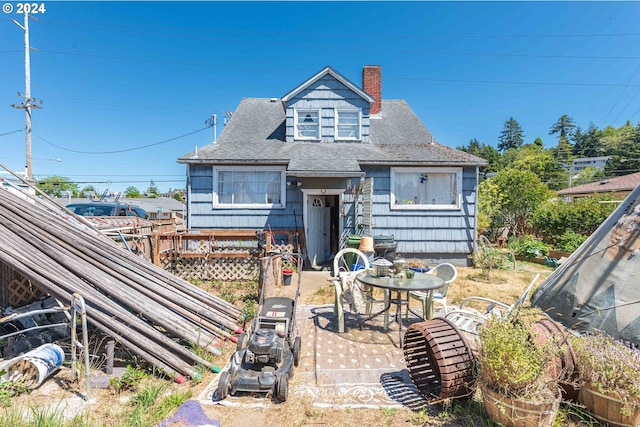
[571,331,640,427]
[477,307,562,427]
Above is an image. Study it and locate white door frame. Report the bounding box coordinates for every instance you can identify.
[301,189,344,261]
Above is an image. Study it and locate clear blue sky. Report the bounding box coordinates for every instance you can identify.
[1,1,640,193]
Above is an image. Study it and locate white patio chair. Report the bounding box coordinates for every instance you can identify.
[328,248,388,333]
[407,262,457,319]
[444,273,541,336]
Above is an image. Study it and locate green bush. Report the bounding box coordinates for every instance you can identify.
[508,235,550,258]
[533,196,615,247]
[556,230,587,252]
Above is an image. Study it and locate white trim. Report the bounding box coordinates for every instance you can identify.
[335,108,362,141]
[301,189,344,254]
[212,166,286,209]
[294,108,321,141]
[390,167,462,210]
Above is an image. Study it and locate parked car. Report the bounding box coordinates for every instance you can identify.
[66,202,148,218]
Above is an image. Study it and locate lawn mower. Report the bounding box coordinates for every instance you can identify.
[216,251,302,403]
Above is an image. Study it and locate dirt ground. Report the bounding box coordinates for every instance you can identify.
[11,263,562,427]
[196,264,556,427]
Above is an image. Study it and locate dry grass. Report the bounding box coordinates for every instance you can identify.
[201,262,560,427]
[6,262,568,427]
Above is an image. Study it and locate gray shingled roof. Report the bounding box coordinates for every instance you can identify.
[178,98,487,175]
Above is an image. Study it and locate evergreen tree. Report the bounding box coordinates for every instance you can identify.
[497,117,525,152]
[549,114,577,142]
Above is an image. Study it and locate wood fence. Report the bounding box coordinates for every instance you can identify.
[152,229,303,281]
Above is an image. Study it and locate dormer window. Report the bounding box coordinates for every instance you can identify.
[336,109,361,140]
[295,109,320,140]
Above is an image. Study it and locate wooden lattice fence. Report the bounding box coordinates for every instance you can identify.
[153,229,302,282]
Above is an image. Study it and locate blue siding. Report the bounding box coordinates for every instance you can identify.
[187,165,303,230]
[284,75,370,143]
[363,166,477,258]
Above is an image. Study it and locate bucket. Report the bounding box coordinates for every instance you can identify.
[5,343,65,388]
[282,269,293,286]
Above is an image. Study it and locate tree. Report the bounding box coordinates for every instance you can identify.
[549,114,577,142]
[532,137,544,148]
[479,169,551,238]
[573,123,605,158]
[458,138,501,172]
[146,180,160,198]
[124,186,142,198]
[497,117,525,152]
[37,176,79,197]
[550,115,576,164]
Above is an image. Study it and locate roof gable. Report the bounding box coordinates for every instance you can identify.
[281,66,374,104]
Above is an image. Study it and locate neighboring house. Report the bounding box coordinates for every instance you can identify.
[571,156,610,174]
[557,171,640,202]
[177,65,487,266]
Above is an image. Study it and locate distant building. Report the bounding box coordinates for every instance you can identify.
[571,156,610,174]
[557,171,640,201]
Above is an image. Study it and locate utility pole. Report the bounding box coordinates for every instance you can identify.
[11,11,42,182]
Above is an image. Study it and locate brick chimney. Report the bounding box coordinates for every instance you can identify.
[362,65,381,115]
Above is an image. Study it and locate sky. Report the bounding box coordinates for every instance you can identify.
[1,1,640,194]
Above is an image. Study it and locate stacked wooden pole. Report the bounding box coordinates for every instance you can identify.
[0,189,244,380]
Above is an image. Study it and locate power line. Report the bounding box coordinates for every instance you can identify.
[601,61,640,126]
[0,129,23,137]
[34,127,209,154]
[33,18,640,39]
[30,50,640,89]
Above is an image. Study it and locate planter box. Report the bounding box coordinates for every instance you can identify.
[549,250,572,259]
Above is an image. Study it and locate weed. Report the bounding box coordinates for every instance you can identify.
[153,390,192,421]
[380,406,397,417]
[0,372,32,407]
[408,408,429,425]
[241,298,257,319]
[29,405,66,426]
[110,365,147,393]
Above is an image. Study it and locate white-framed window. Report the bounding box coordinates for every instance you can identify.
[390,167,462,210]
[213,166,286,208]
[336,109,361,140]
[295,109,320,140]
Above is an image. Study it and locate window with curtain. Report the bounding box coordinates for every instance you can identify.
[390,168,461,209]
[336,109,360,140]
[295,109,320,140]
[214,168,285,208]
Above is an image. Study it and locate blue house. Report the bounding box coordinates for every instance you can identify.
[177,66,487,266]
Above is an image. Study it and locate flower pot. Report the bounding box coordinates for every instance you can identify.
[578,382,640,427]
[481,384,561,427]
[282,269,293,286]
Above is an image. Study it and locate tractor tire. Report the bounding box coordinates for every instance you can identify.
[216,371,231,401]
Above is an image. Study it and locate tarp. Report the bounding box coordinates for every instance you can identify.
[531,185,640,347]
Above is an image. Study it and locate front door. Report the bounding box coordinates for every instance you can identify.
[306,196,331,267]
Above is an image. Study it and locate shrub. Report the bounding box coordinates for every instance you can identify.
[556,230,587,252]
[477,307,558,402]
[508,235,550,258]
[571,331,640,416]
